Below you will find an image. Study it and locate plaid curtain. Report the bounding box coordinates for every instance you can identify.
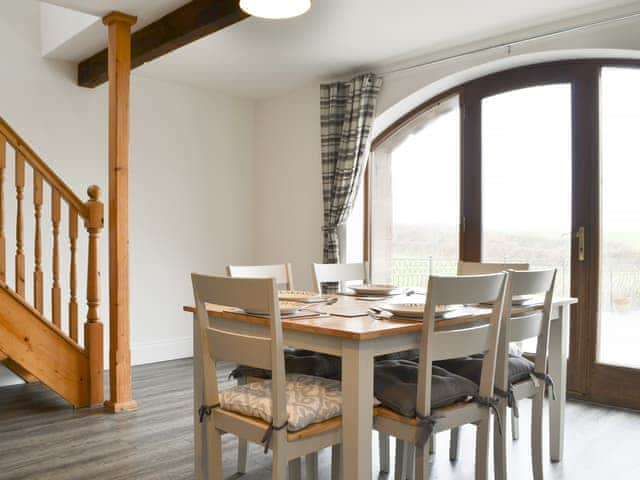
[320,73,382,263]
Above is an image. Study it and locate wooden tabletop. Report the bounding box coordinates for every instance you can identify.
[183,295,577,341]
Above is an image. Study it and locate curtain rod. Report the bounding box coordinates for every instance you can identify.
[380,10,640,76]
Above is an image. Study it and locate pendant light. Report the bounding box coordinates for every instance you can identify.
[240,0,311,19]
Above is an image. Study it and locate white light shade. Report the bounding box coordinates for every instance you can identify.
[240,0,311,19]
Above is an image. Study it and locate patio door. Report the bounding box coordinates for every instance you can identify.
[366,60,640,408]
[459,62,636,406]
[585,66,640,409]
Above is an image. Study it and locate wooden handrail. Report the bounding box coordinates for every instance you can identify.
[0,117,88,218]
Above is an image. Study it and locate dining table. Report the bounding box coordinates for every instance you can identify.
[184,292,577,480]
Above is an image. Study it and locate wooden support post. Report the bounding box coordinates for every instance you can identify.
[84,185,104,406]
[103,11,138,413]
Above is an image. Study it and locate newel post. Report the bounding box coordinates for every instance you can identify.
[84,185,104,406]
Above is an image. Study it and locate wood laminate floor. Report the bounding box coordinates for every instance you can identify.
[1,358,639,479]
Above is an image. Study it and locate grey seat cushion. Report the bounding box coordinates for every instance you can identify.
[434,353,534,386]
[231,349,422,382]
[230,348,342,381]
[374,359,478,418]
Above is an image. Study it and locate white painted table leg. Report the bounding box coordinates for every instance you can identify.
[341,339,374,480]
[548,305,569,462]
[193,313,208,480]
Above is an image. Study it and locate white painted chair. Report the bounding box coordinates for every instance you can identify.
[226,263,295,290]
[493,269,557,480]
[192,274,342,480]
[312,262,368,293]
[458,261,529,276]
[455,261,529,449]
[375,273,507,480]
[312,261,384,474]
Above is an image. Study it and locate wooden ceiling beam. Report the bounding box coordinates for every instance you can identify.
[78,0,249,88]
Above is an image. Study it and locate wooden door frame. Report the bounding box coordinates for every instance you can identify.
[365,58,640,409]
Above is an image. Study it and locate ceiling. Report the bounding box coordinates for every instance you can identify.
[44,0,640,99]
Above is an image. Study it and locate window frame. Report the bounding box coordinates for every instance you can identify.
[362,58,640,409]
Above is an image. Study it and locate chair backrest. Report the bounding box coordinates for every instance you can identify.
[416,273,507,418]
[495,269,556,392]
[227,263,294,290]
[458,261,529,275]
[191,273,287,426]
[312,262,369,293]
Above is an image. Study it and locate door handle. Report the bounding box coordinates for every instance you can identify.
[576,226,585,262]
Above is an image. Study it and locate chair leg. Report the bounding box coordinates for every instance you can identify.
[494,398,509,480]
[236,376,250,474]
[272,432,288,480]
[449,427,460,461]
[475,418,490,480]
[305,452,319,480]
[511,407,520,440]
[415,440,430,480]
[407,443,416,480]
[208,425,224,480]
[394,439,408,480]
[288,457,302,480]
[237,438,249,474]
[429,433,436,455]
[531,389,545,480]
[379,433,391,473]
[331,445,342,480]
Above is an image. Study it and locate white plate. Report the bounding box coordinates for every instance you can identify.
[379,303,462,318]
[244,301,301,316]
[279,290,324,303]
[380,303,424,318]
[350,284,400,296]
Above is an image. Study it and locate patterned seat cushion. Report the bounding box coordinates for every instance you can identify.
[434,353,534,386]
[229,349,342,381]
[219,373,342,432]
[374,359,478,418]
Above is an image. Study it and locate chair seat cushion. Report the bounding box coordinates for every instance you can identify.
[434,353,534,386]
[374,359,478,418]
[229,349,342,381]
[219,373,342,432]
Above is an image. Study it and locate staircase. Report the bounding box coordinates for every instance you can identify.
[0,117,104,407]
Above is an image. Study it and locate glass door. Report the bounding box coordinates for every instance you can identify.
[481,84,573,297]
[585,66,640,408]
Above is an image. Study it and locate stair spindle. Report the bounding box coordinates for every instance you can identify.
[85,185,104,405]
[33,171,43,313]
[51,189,61,327]
[15,152,25,296]
[0,134,5,283]
[68,206,78,342]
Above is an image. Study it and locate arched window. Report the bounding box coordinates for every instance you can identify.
[353,59,640,410]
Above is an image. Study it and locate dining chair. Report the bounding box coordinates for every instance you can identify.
[374,273,507,480]
[454,261,529,447]
[441,269,556,480]
[192,274,342,480]
[226,263,295,290]
[458,261,529,276]
[312,262,369,293]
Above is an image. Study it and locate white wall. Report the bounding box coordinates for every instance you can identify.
[0,1,254,385]
[253,86,323,289]
[252,12,640,291]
